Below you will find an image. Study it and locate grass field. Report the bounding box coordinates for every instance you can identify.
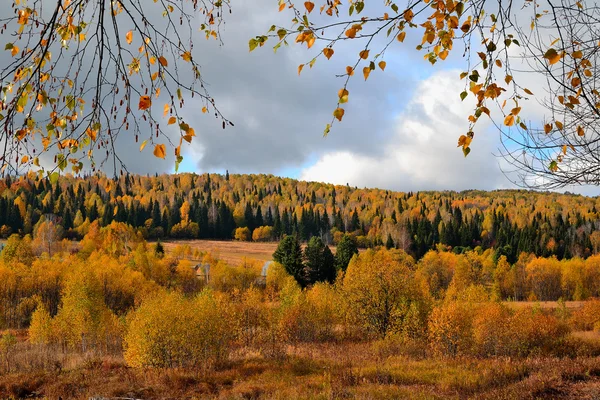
[160,240,280,265]
[159,239,348,266]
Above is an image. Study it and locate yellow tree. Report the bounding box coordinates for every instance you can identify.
[1,0,233,176]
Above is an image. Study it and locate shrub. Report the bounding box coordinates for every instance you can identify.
[124,290,234,368]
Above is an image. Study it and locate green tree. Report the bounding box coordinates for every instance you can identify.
[304,236,336,285]
[273,235,305,286]
[335,234,358,272]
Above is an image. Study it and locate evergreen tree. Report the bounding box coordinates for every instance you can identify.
[385,233,394,249]
[273,235,304,286]
[335,234,359,271]
[304,236,336,285]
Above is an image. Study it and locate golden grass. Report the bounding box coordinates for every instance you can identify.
[503,300,585,310]
[161,239,280,265]
[2,341,600,399]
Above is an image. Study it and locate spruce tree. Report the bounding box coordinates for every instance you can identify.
[335,234,358,271]
[273,235,304,286]
[304,236,336,285]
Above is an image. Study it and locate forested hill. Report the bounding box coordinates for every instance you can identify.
[0,172,598,261]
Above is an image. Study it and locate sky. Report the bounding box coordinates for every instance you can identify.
[33,0,600,196]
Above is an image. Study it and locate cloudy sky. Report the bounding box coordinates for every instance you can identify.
[114,1,598,196]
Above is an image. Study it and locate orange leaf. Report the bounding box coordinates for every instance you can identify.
[577,125,585,136]
[168,116,177,125]
[363,67,371,81]
[163,104,170,117]
[153,144,166,159]
[158,56,168,67]
[359,50,369,59]
[298,64,304,75]
[346,66,354,76]
[504,114,515,126]
[397,32,406,42]
[181,51,192,62]
[138,96,152,111]
[126,30,133,45]
[323,48,334,60]
[378,61,386,71]
[304,1,315,13]
[333,108,345,121]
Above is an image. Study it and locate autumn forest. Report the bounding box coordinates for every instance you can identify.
[1,172,600,398]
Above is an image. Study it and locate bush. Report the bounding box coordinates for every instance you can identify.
[124,290,234,368]
[342,249,427,338]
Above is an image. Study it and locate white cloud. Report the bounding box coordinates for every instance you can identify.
[300,70,511,191]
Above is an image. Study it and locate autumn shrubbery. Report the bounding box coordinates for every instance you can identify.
[1,223,598,385]
[428,301,570,357]
[124,290,234,368]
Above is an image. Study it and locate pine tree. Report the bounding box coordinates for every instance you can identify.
[304,236,336,285]
[273,235,304,286]
[335,234,359,271]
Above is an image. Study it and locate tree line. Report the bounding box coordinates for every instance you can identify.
[0,172,599,261]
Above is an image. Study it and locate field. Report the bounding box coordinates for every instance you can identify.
[161,239,280,265]
[159,239,349,266]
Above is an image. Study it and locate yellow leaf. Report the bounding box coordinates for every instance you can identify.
[397,32,406,42]
[338,88,349,98]
[86,128,97,141]
[333,108,345,121]
[378,61,386,71]
[304,1,315,13]
[153,144,166,159]
[359,50,369,59]
[168,116,177,125]
[151,72,158,81]
[138,95,151,110]
[181,51,192,62]
[363,67,371,80]
[158,56,168,67]
[504,114,515,126]
[323,48,334,60]
[11,45,19,57]
[345,28,357,38]
[163,104,170,117]
[555,121,563,130]
[544,48,562,65]
[202,106,208,113]
[139,140,148,152]
[126,30,133,45]
[21,155,28,164]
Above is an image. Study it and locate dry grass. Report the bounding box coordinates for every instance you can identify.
[161,240,280,265]
[503,300,585,310]
[159,239,349,266]
[2,341,600,399]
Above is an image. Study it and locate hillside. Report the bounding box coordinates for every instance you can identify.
[0,172,598,261]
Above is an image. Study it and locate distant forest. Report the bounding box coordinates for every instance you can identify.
[1,172,599,261]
